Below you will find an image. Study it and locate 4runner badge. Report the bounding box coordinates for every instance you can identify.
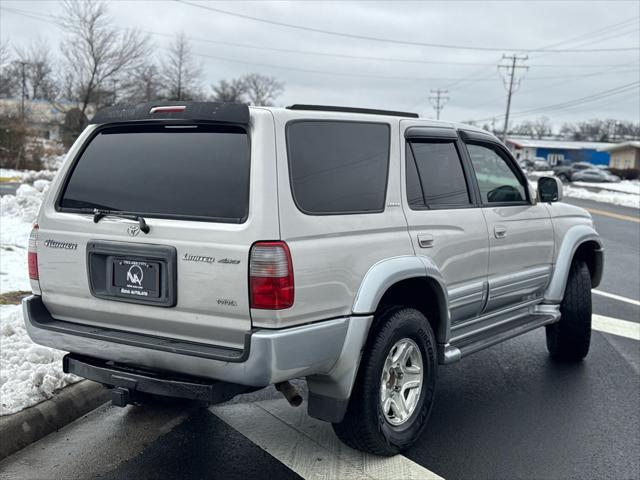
[127,225,140,237]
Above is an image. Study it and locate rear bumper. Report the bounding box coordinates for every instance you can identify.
[23,295,355,387]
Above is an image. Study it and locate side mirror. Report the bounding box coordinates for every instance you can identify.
[537,176,563,203]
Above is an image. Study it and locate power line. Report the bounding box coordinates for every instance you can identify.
[429,89,450,119]
[533,17,639,51]
[469,81,640,123]
[175,0,639,53]
[463,60,640,111]
[3,5,638,70]
[499,54,529,140]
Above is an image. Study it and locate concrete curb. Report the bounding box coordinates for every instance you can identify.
[0,380,109,460]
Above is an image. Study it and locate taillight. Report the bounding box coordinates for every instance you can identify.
[249,241,294,310]
[28,224,39,280]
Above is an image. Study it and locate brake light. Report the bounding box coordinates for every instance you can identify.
[149,105,186,114]
[249,241,294,310]
[28,224,39,280]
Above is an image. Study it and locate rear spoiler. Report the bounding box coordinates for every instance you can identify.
[90,101,249,126]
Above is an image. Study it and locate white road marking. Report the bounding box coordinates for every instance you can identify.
[211,399,443,480]
[593,314,640,341]
[593,290,640,307]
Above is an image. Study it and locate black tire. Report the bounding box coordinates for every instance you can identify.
[546,260,592,361]
[558,173,570,183]
[332,307,437,456]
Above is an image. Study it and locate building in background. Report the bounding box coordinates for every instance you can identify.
[601,141,640,170]
[0,99,64,141]
[505,138,613,166]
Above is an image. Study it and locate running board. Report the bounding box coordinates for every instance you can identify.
[440,305,560,364]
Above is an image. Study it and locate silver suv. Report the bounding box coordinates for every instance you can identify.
[23,102,603,455]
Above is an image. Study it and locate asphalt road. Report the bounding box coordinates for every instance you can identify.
[1,197,638,480]
[564,197,640,322]
[0,182,19,197]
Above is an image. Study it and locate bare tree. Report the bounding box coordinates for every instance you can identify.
[242,73,284,106]
[121,63,162,103]
[57,0,150,114]
[211,78,247,103]
[15,38,56,100]
[161,33,202,101]
[530,116,551,139]
[0,38,17,98]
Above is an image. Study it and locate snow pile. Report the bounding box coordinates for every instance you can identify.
[42,154,65,171]
[572,180,640,195]
[1,181,51,293]
[0,163,77,415]
[0,168,26,179]
[20,170,58,184]
[563,185,640,209]
[0,305,80,415]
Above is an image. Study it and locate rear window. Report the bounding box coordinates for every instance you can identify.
[286,121,390,214]
[59,125,250,223]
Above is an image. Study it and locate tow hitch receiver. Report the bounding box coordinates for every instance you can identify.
[111,387,131,407]
[63,354,254,405]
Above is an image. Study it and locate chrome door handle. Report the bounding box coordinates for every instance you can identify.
[417,234,434,248]
[494,225,507,238]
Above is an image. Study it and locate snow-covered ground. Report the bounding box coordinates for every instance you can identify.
[572,180,640,195]
[563,185,640,209]
[0,157,80,416]
[0,168,26,179]
[527,173,640,209]
[1,182,50,293]
[0,305,79,415]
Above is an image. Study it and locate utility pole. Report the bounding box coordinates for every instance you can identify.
[19,61,27,123]
[498,54,528,141]
[429,88,449,120]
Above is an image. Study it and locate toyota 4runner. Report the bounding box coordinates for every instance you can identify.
[23,102,603,455]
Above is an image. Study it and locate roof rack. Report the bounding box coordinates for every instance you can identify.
[287,104,419,118]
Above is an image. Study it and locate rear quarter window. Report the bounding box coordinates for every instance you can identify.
[286,121,390,215]
[58,124,250,223]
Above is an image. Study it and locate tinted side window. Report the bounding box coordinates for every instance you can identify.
[287,121,390,214]
[406,141,470,208]
[466,143,526,203]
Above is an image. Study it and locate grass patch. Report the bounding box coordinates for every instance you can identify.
[0,291,31,305]
[0,177,21,183]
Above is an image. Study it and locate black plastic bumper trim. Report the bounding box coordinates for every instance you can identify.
[25,296,249,362]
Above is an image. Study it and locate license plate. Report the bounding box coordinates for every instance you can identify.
[112,258,160,299]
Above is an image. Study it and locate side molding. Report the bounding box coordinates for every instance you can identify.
[544,224,603,303]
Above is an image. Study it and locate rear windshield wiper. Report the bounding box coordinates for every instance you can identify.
[93,209,150,234]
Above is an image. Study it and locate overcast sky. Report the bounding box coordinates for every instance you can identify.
[1,0,639,127]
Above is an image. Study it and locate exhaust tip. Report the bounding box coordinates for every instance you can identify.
[275,381,303,407]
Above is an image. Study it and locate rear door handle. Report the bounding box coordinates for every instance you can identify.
[494,225,507,239]
[417,234,434,248]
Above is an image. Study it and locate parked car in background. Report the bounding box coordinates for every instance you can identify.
[572,168,621,183]
[553,161,594,182]
[519,157,551,172]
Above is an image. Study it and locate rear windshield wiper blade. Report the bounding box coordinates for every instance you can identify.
[93,209,150,234]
